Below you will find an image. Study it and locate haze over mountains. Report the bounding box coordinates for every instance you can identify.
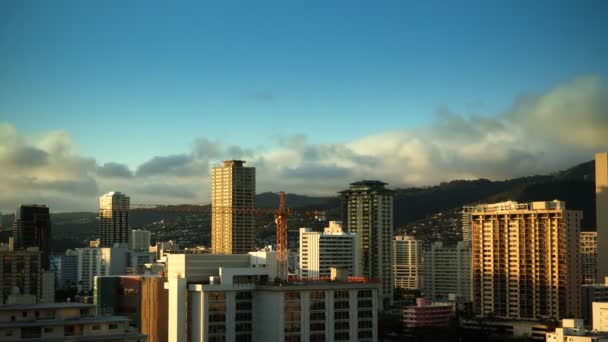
[0,159,595,252]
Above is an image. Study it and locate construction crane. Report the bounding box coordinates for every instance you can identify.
[131,192,320,281]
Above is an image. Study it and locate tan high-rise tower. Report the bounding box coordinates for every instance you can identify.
[99,191,130,248]
[472,200,582,320]
[211,160,255,254]
[597,152,608,281]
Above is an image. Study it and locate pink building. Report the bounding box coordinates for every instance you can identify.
[402,298,454,328]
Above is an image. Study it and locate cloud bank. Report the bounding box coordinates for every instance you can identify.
[1,75,607,212]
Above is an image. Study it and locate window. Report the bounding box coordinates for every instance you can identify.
[44,327,54,333]
[92,325,100,331]
[109,324,118,329]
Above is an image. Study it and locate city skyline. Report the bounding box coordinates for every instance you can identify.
[1,1,607,211]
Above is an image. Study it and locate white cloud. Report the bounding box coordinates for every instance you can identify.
[1,74,606,212]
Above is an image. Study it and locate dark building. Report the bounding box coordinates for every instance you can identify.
[12,205,51,270]
[99,191,130,247]
[340,180,394,306]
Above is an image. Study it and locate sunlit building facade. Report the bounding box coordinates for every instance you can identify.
[99,192,130,248]
[393,235,422,290]
[211,160,256,254]
[472,200,582,320]
[596,152,608,281]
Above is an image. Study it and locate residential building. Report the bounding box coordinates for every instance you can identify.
[340,180,394,305]
[12,205,51,270]
[597,152,608,281]
[582,277,608,323]
[462,206,474,242]
[94,275,168,342]
[582,231,598,285]
[99,191,130,248]
[401,298,454,329]
[130,229,151,252]
[299,221,358,278]
[423,241,471,301]
[56,250,78,289]
[472,200,582,320]
[40,271,54,303]
[0,248,41,304]
[128,251,155,275]
[0,299,146,341]
[393,235,422,290]
[75,246,129,293]
[211,160,256,254]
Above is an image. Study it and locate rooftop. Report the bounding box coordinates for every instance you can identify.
[0,302,94,311]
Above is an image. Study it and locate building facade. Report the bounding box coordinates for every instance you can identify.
[0,248,41,304]
[581,231,598,285]
[94,275,168,342]
[130,229,151,252]
[597,152,608,282]
[393,235,422,290]
[12,205,51,270]
[401,298,454,329]
[422,241,471,301]
[76,247,129,293]
[299,221,358,278]
[340,180,394,304]
[211,160,256,255]
[582,278,608,323]
[99,192,130,248]
[0,301,146,341]
[472,200,582,320]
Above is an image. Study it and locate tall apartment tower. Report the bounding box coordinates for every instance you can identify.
[12,205,51,270]
[393,235,422,290]
[423,241,472,301]
[461,206,474,242]
[472,200,582,320]
[581,231,598,285]
[130,229,151,251]
[99,192,130,248]
[596,152,608,281]
[340,180,394,304]
[211,160,256,254]
[298,221,358,278]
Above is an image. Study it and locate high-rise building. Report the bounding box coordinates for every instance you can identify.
[472,200,582,320]
[75,246,129,293]
[211,160,256,254]
[422,241,471,301]
[393,235,422,290]
[298,221,358,278]
[99,191,130,248]
[596,152,608,281]
[12,205,51,270]
[340,180,394,305]
[581,231,598,285]
[130,229,151,251]
[53,250,78,289]
[462,206,474,242]
[0,248,41,304]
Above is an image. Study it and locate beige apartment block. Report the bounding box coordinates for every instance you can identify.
[393,235,422,290]
[472,201,582,320]
[596,153,608,281]
[211,160,256,254]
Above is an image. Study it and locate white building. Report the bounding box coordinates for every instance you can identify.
[130,229,151,252]
[0,300,145,341]
[99,191,130,248]
[299,221,358,278]
[546,308,608,342]
[164,253,379,342]
[393,235,422,290]
[76,246,129,293]
[423,241,471,301]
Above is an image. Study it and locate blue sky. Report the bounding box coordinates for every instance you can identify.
[2,1,606,168]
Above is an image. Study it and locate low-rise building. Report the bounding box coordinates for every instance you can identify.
[546,313,608,342]
[0,300,146,341]
[402,298,453,329]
